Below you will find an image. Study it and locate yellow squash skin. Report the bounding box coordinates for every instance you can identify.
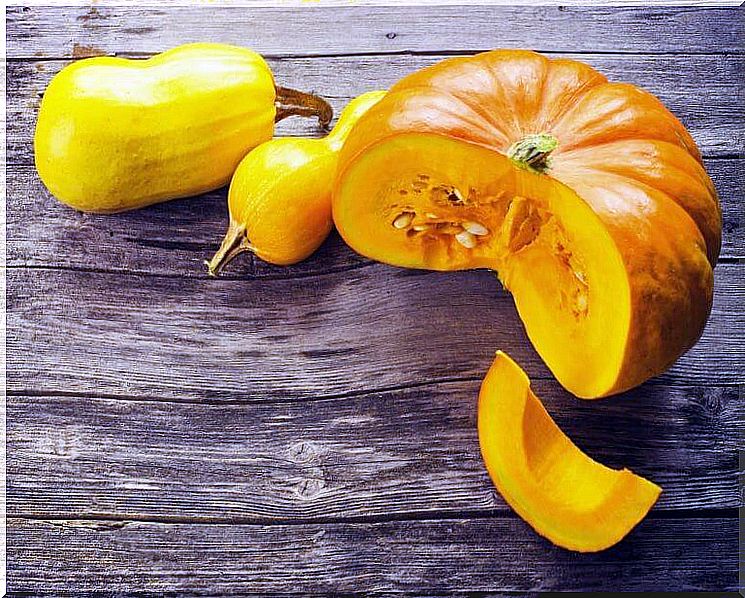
[478,351,661,552]
[34,43,331,213]
[207,90,386,272]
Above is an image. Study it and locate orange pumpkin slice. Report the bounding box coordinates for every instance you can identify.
[478,351,661,552]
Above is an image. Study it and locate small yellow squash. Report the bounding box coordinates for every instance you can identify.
[207,90,386,273]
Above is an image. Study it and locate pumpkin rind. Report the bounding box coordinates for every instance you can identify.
[333,49,720,398]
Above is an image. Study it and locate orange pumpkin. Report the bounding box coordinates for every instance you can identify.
[333,49,720,398]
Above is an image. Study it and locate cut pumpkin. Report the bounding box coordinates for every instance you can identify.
[333,49,719,398]
[478,351,661,552]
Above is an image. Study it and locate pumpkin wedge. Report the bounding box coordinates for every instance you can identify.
[478,351,661,552]
[333,49,720,398]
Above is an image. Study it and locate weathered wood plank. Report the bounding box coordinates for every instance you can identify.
[6,153,742,282]
[6,6,744,59]
[8,53,744,166]
[7,381,738,522]
[7,516,737,593]
[6,263,743,401]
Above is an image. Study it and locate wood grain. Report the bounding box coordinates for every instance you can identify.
[9,53,744,165]
[6,6,744,59]
[7,382,739,522]
[7,516,737,593]
[6,264,743,401]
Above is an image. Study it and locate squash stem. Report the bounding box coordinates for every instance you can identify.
[507,133,558,174]
[206,221,252,277]
[275,86,333,129]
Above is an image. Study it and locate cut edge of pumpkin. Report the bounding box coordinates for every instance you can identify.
[478,351,662,553]
[333,132,632,398]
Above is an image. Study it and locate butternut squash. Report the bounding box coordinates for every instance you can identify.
[35,43,332,213]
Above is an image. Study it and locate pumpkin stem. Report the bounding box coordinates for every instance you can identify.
[507,133,559,174]
[206,220,253,277]
[275,86,333,129]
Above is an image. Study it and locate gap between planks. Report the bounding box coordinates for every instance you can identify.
[6,378,743,407]
[7,49,745,62]
[4,257,744,283]
[9,507,739,528]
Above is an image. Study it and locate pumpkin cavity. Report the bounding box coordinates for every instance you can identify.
[382,170,591,321]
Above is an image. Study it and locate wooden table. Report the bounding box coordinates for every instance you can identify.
[6,5,743,593]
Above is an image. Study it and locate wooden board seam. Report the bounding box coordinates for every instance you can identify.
[8,379,742,407]
[8,507,738,527]
[5,258,742,282]
[8,49,745,62]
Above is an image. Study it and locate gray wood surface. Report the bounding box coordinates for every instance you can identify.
[6,156,743,280]
[7,265,744,401]
[7,517,737,593]
[6,4,743,594]
[6,5,744,57]
[8,54,745,162]
[7,383,739,522]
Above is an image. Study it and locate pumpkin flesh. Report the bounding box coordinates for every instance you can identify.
[478,351,661,552]
[333,50,719,398]
[335,133,630,397]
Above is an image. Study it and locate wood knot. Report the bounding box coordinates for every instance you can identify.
[287,441,319,464]
[294,467,327,499]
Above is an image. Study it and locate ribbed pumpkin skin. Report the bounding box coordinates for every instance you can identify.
[34,43,277,213]
[335,50,720,397]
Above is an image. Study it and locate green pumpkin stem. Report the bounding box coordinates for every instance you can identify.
[507,133,559,174]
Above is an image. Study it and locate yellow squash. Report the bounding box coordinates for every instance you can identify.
[478,351,661,552]
[207,90,386,273]
[34,43,332,213]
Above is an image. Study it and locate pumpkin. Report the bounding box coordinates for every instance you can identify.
[35,43,332,213]
[207,90,386,273]
[333,49,720,398]
[478,351,661,552]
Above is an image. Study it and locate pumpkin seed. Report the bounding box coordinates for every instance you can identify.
[412,224,429,232]
[448,188,464,203]
[455,230,477,249]
[393,212,413,229]
[464,221,489,236]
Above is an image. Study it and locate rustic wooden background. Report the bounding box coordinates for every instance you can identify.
[5,5,743,594]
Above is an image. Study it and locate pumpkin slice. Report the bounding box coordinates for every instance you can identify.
[478,351,661,552]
